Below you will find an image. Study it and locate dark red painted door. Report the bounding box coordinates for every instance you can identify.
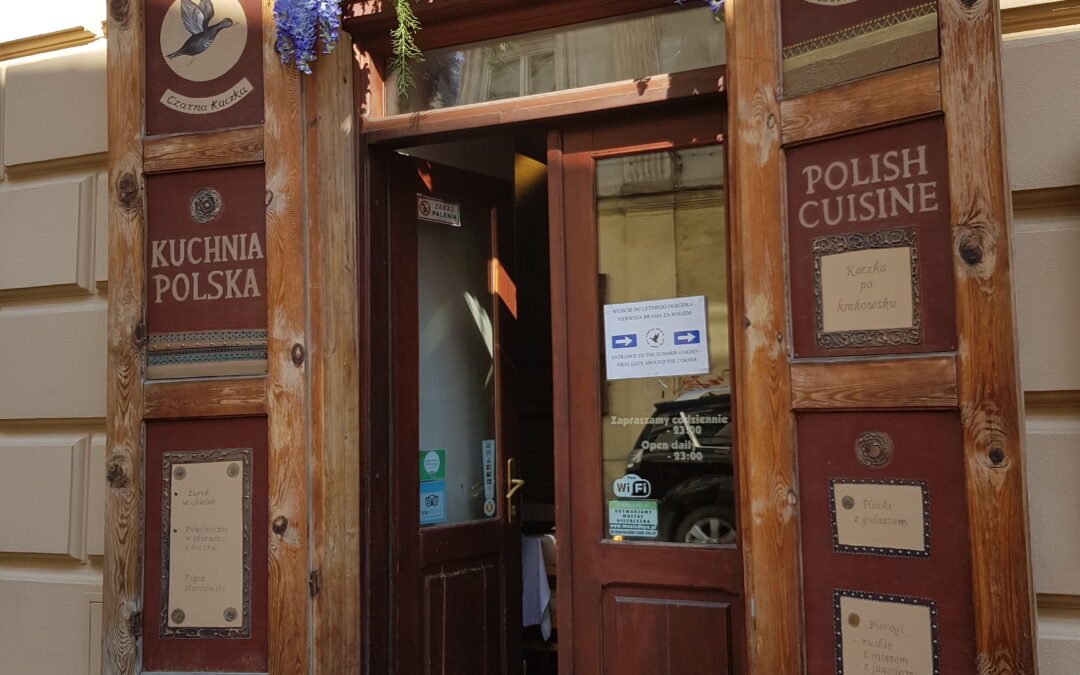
[389,154,522,675]
[552,104,747,674]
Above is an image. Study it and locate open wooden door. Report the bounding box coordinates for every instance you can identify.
[553,103,747,673]
[388,154,522,674]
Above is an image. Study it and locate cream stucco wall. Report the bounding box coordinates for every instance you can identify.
[0,7,1077,675]
[0,29,108,675]
[1003,23,1080,672]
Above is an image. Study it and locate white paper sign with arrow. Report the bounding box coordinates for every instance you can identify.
[602,295,710,381]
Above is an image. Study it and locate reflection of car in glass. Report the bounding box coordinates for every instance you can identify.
[622,387,736,545]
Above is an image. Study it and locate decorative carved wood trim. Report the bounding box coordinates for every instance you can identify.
[262,0,311,671]
[144,378,267,419]
[1002,0,1080,34]
[144,125,264,174]
[781,61,940,145]
[725,0,804,670]
[940,0,1037,670]
[103,0,145,672]
[791,355,958,410]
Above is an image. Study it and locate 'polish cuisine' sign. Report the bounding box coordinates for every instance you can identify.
[145,165,267,378]
[786,117,956,358]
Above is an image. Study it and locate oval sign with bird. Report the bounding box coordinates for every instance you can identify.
[160,0,247,82]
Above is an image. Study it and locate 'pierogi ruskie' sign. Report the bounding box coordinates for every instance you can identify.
[145,0,264,135]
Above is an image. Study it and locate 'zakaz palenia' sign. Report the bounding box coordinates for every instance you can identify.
[145,165,267,378]
[145,0,264,135]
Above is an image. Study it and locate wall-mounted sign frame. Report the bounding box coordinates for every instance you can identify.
[160,447,252,639]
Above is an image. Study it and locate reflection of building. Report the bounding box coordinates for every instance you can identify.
[2,1,1080,673]
[389,7,726,114]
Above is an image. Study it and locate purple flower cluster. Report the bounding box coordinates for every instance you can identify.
[677,0,724,12]
[273,0,342,74]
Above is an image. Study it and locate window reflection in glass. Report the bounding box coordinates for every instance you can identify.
[383,7,725,116]
[596,146,736,548]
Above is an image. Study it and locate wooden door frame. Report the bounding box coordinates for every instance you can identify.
[551,102,746,674]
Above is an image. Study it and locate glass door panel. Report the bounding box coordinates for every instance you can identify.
[417,192,498,527]
[595,145,736,547]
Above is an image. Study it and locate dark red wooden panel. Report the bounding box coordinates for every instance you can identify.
[423,561,501,675]
[145,0,264,135]
[781,0,935,49]
[797,411,975,674]
[145,165,267,377]
[602,587,734,675]
[143,416,269,672]
[787,117,956,358]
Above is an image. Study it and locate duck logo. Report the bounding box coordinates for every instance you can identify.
[613,474,652,499]
[159,0,254,115]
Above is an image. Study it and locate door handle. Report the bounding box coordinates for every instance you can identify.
[506,458,525,518]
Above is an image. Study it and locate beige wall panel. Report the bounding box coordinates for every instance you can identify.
[1025,412,1080,596]
[0,436,89,557]
[93,170,107,285]
[1037,608,1080,675]
[88,598,102,675]
[0,177,94,292]
[1013,212,1080,391]
[0,577,99,675]
[86,434,105,557]
[2,44,106,167]
[1003,29,1080,191]
[0,301,106,419]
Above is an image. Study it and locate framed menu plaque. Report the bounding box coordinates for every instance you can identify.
[143,417,268,672]
[834,590,939,675]
[787,117,955,358]
[830,478,930,558]
[161,447,252,638]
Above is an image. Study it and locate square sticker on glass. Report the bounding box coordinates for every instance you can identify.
[419,449,446,481]
[420,480,446,525]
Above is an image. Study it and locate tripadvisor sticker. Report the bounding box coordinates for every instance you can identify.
[420,449,445,481]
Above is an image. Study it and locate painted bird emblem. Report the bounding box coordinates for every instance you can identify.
[167,0,235,59]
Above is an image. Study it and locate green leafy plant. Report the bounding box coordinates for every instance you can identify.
[390,0,423,97]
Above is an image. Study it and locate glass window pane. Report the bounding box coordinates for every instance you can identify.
[597,145,736,547]
[417,196,497,527]
[383,6,725,116]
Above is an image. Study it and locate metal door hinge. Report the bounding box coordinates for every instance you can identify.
[309,569,320,597]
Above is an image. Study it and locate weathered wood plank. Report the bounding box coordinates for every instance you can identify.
[781,61,940,145]
[725,0,803,670]
[143,377,267,419]
[143,125,263,173]
[102,0,145,673]
[939,0,1037,671]
[363,67,724,142]
[791,356,958,410]
[307,34,362,675]
[262,0,311,671]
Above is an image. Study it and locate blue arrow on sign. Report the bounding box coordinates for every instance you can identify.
[612,334,637,349]
[674,330,700,344]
